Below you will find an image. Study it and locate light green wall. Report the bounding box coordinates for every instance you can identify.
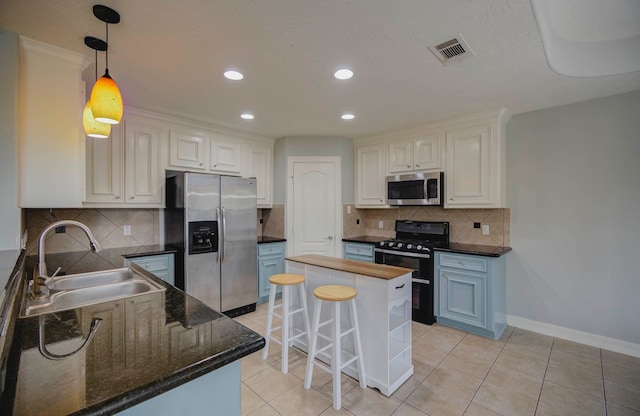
[273,136,355,204]
[0,30,21,250]
[506,89,640,345]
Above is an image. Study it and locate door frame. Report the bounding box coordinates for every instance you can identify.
[286,156,342,257]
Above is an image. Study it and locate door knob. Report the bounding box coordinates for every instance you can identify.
[327,236,334,240]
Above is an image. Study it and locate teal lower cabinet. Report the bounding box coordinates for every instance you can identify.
[342,242,374,263]
[257,242,285,304]
[434,251,506,339]
[126,253,175,286]
[117,361,241,415]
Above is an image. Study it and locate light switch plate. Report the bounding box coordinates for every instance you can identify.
[482,225,490,235]
[378,221,383,229]
[123,225,131,236]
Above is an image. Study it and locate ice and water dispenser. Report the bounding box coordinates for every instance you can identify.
[187,221,218,255]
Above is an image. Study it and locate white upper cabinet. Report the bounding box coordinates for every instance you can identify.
[356,143,389,207]
[85,115,162,207]
[169,131,207,170]
[245,141,273,208]
[444,109,510,208]
[210,135,242,175]
[19,37,87,208]
[389,133,443,174]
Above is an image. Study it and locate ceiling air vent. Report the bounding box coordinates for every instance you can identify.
[429,34,475,65]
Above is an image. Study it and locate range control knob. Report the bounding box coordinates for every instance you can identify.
[379,241,385,247]
[397,243,404,248]
[388,242,395,247]
[406,244,413,249]
[416,244,423,250]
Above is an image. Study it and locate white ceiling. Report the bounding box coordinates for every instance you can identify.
[1,0,639,139]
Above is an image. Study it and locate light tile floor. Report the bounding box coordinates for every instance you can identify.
[233,303,640,416]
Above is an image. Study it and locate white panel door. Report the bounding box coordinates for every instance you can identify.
[288,158,340,257]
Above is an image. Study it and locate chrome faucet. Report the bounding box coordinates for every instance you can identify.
[32,220,102,299]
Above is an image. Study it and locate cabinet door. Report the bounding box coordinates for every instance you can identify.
[388,140,414,173]
[85,123,123,203]
[445,124,493,207]
[438,268,486,328]
[169,130,207,170]
[343,242,374,263]
[356,143,388,207]
[258,255,284,301]
[414,133,442,171]
[124,120,161,204]
[19,38,86,208]
[210,135,242,175]
[128,254,175,286]
[246,142,272,208]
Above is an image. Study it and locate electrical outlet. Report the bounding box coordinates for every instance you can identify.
[356,219,360,225]
[378,221,383,229]
[474,222,481,229]
[347,205,351,214]
[123,225,131,236]
[482,225,490,235]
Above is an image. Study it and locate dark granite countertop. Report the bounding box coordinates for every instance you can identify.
[435,243,512,257]
[342,236,388,244]
[0,249,264,416]
[257,236,286,244]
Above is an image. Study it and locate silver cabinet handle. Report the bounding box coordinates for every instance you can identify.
[199,162,203,166]
[415,164,419,167]
[129,195,135,200]
[327,236,333,240]
[115,195,120,200]
[406,164,410,168]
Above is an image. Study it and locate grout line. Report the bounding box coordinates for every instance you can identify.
[532,336,554,415]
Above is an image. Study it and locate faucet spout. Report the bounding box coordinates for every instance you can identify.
[32,220,102,299]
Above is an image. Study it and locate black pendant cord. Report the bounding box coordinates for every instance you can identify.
[105,21,109,73]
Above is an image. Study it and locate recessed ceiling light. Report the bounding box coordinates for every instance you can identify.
[334,68,354,80]
[240,113,254,120]
[224,70,244,80]
[341,113,355,120]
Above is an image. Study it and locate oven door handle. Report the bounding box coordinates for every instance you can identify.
[374,248,431,258]
[412,278,431,285]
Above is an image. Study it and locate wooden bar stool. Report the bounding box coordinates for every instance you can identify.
[262,273,311,373]
[304,285,366,410]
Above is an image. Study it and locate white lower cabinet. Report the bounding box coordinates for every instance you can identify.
[287,261,412,396]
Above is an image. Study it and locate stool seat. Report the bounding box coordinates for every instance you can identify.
[269,273,305,286]
[313,285,356,302]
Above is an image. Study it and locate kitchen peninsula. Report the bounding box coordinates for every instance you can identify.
[286,254,413,396]
[0,248,264,416]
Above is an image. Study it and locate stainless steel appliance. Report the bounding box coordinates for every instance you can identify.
[165,171,258,317]
[374,220,449,325]
[386,172,443,206]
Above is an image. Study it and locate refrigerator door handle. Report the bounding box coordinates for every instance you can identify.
[221,207,227,264]
[216,207,221,264]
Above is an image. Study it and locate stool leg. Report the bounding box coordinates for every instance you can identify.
[350,298,367,388]
[282,285,290,373]
[332,301,342,410]
[298,282,311,349]
[262,283,277,360]
[304,297,322,390]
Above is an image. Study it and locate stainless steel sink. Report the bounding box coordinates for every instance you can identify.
[47,269,135,291]
[21,267,165,317]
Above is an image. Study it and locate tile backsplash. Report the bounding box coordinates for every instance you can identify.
[25,208,160,256]
[343,205,510,246]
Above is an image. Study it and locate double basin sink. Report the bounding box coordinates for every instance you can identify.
[21,267,166,317]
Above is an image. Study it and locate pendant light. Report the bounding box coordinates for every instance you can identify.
[83,36,111,138]
[89,4,123,125]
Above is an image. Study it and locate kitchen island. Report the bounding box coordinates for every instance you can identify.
[286,254,413,396]
[0,248,264,416]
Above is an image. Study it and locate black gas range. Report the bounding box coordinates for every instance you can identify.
[374,220,449,325]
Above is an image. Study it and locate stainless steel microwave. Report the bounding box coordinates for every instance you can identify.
[386,172,444,206]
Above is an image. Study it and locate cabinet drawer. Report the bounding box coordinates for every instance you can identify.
[389,276,411,302]
[258,242,284,257]
[129,255,170,272]
[439,253,487,273]
[345,243,374,257]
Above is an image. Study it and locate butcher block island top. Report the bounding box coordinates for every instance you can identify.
[286,254,412,280]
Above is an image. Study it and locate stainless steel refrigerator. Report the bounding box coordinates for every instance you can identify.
[165,171,258,317]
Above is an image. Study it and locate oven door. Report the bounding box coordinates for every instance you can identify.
[374,249,435,325]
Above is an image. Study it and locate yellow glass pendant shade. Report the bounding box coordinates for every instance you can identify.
[83,101,111,138]
[90,70,123,124]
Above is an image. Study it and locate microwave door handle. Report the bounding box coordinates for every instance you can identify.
[216,207,221,264]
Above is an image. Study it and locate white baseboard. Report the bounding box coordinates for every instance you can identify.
[506,315,640,358]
